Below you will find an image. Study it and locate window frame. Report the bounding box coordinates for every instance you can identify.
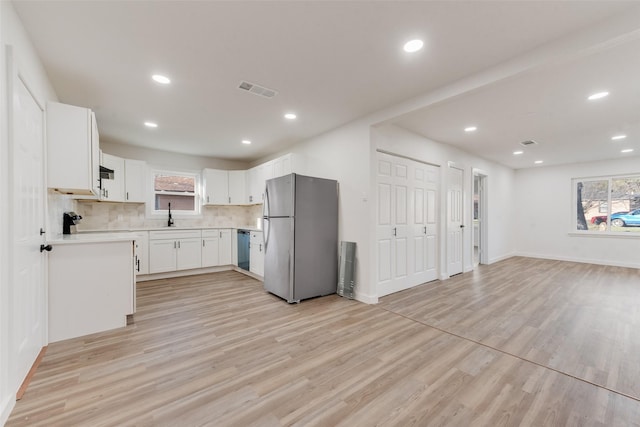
[147,168,202,219]
[571,173,640,237]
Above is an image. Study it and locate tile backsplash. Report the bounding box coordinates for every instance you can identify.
[74,201,263,231]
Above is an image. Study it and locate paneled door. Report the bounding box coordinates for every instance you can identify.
[411,163,439,287]
[10,61,47,393]
[447,164,464,276]
[377,152,439,297]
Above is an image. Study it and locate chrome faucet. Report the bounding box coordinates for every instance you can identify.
[168,202,174,227]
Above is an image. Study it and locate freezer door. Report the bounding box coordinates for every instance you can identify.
[263,217,294,302]
[264,174,294,218]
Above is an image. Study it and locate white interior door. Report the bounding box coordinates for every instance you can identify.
[411,163,439,286]
[377,152,439,297]
[10,70,47,393]
[447,165,464,276]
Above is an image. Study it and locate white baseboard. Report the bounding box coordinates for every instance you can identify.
[488,252,516,265]
[136,265,235,282]
[1,393,16,426]
[515,252,640,269]
[354,291,378,305]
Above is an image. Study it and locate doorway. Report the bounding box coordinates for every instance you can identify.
[473,171,488,266]
[447,164,464,276]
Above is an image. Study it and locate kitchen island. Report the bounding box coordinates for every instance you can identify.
[47,233,137,342]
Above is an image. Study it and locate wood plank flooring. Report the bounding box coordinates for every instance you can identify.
[7,258,640,426]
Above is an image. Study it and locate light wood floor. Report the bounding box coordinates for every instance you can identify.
[7,258,640,426]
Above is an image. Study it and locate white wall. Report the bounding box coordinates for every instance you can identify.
[1,1,58,423]
[372,125,516,277]
[101,140,249,171]
[273,121,374,302]
[514,157,640,268]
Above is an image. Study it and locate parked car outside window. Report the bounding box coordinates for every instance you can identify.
[610,209,640,227]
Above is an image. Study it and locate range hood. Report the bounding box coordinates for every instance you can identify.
[100,165,114,180]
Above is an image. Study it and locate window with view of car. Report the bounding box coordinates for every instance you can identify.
[574,175,640,233]
[152,171,199,215]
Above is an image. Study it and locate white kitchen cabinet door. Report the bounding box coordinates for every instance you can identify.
[47,101,101,195]
[249,231,264,276]
[149,239,177,273]
[228,170,247,205]
[125,159,146,203]
[219,229,232,265]
[272,154,293,178]
[247,166,260,204]
[101,153,125,201]
[134,232,149,275]
[176,238,202,270]
[203,168,229,205]
[201,233,220,268]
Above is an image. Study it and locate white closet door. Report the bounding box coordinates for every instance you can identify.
[411,163,439,287]
[377,152,439,297]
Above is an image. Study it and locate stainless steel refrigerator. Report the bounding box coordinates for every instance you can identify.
[263,173,338,303]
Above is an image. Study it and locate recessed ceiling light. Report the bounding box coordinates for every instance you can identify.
[152,74,171,84]
[284,113,297,120]
[587,91,609,100]
[534,160,544,164]
[611,134,627,141]
[241,140,251,145]
[144,121,158,128]
[403,39,424,53]
[464,126,477,132]
[513,151,523,155]
[621,148,634,153]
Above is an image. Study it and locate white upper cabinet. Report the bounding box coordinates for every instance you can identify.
[203,169,248,205]
[246,153,303,205]
[47,101,100,195]
[228,170,247,205]
[124,159,146,203]
[203,168,229,205]
[100,152,125,202]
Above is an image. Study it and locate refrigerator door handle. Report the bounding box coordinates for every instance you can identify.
[263,184,269,219]
[263,217,270,252]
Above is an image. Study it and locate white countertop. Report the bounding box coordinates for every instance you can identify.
[76,226,263,233]
[48,232,141,245]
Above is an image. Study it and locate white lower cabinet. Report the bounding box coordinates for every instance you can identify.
[134,232,149,275]
[202,229,233,267]
[249,231,264,276]
[48,240,134,342]
[149,230,202,273]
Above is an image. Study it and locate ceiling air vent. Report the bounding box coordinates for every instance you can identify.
[238,81,278,99]
[519,140,538,147]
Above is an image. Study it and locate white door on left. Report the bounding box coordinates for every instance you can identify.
[11,69,47,392]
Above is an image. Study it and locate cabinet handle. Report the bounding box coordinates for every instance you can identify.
[423,226,427,234]
[203,239,205,247]
[228,196,231,203]
[259,243,262,252]
[137,259,140,272]
[393,227,397,236]
[178,241,181,249]
[126,192,129,200]
[207,196,209,203]
[219,231,222,238]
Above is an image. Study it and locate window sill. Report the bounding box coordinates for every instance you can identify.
[568,231,640,239]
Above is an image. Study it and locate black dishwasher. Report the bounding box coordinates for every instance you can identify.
[237,230,250,271]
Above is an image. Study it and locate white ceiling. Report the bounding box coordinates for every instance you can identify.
[12,0,640,167]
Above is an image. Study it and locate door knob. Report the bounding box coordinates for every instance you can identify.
[40,244,52,253]
[460,225,465,229]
